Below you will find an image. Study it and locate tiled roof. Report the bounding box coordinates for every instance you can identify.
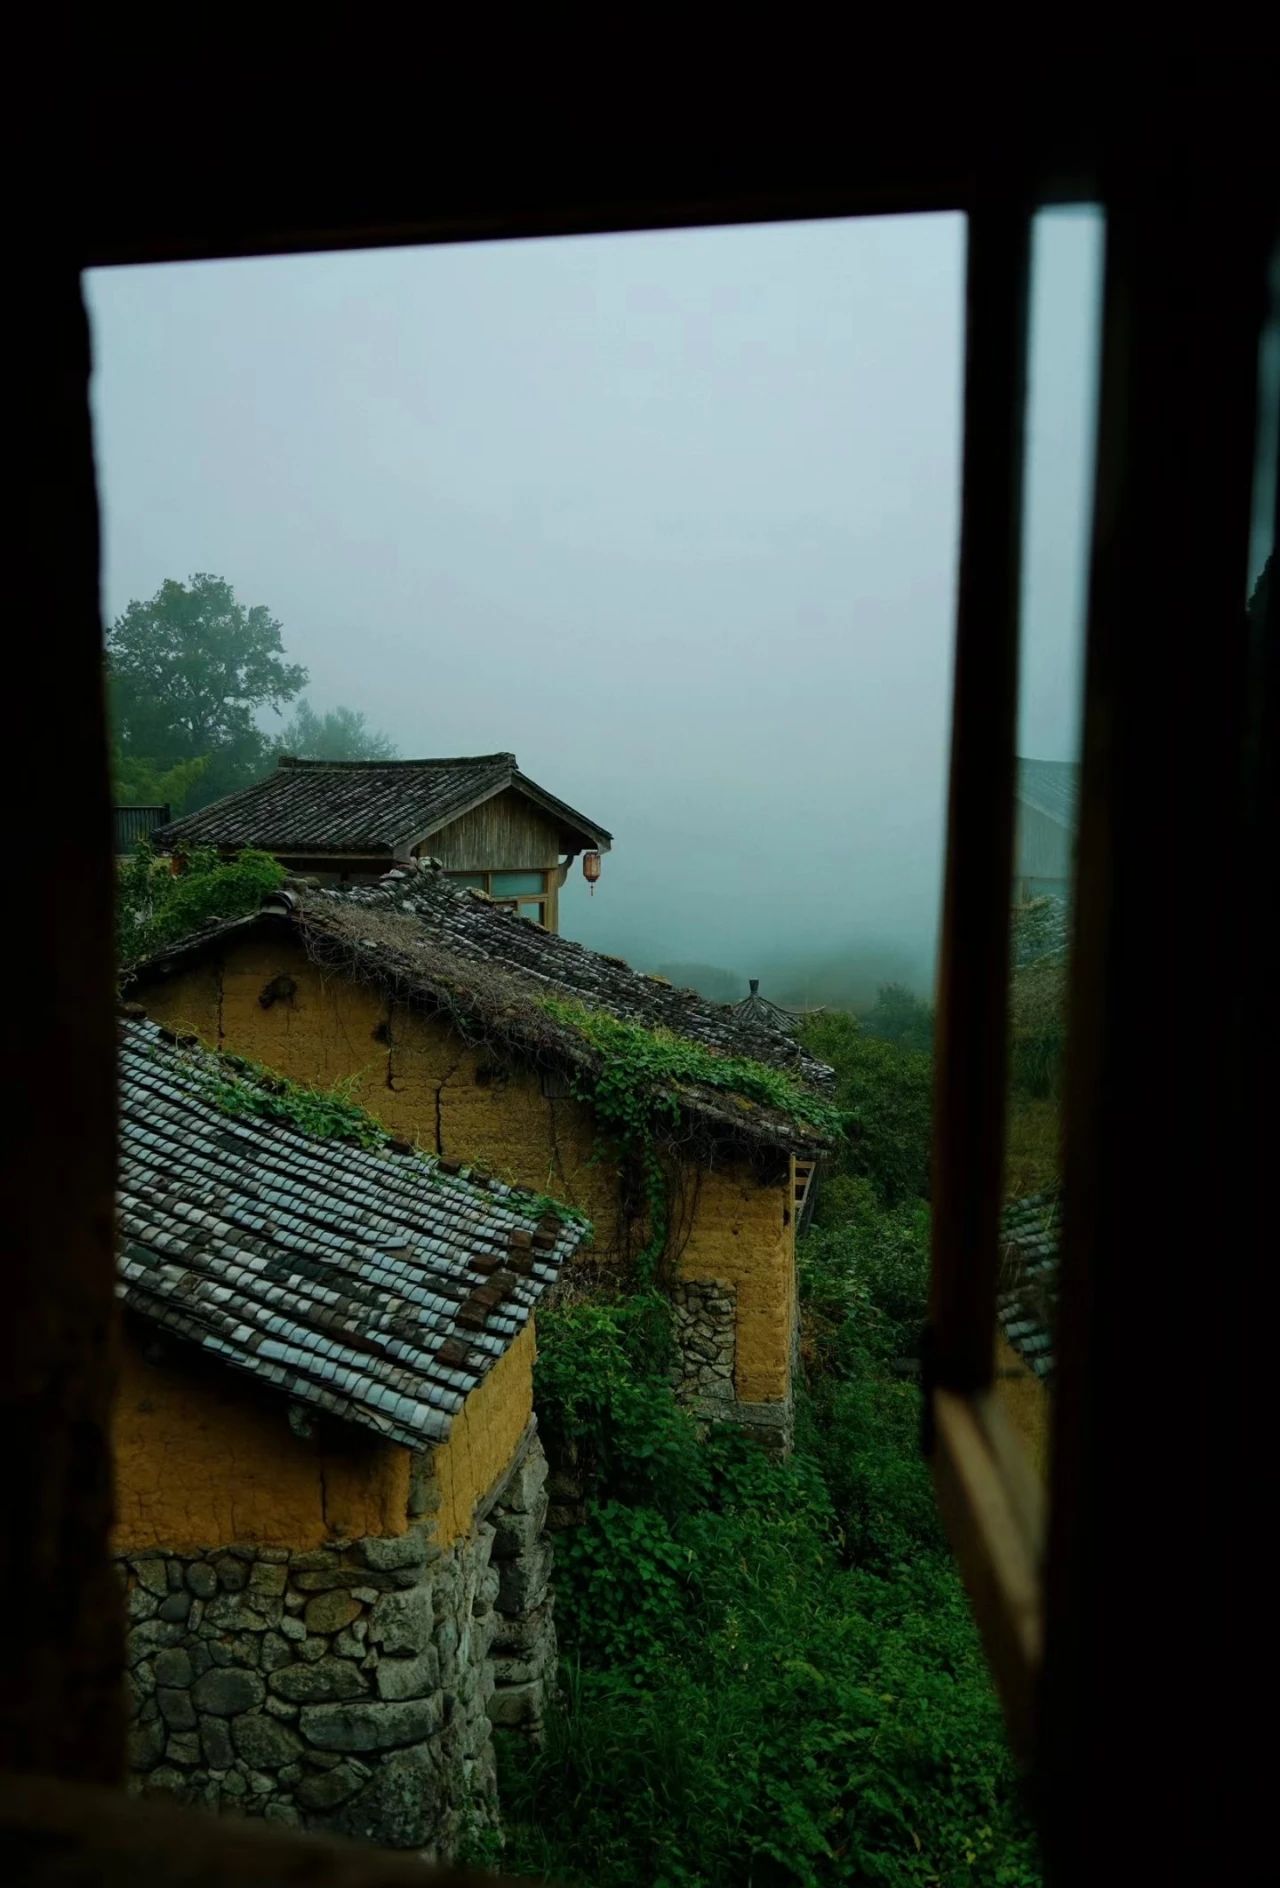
[117,1016,588,1448]
[131,871,837,1153]
[150,755,612,858]
[731,980,804,1038]
[997,1189,1059,1383]
[1016,757,1080,832]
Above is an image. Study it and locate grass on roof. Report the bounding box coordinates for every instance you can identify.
[537,997,846,1141]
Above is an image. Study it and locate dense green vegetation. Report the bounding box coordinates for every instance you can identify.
[801,1010,932,1209]
[116,841,286,968]
[536,997,848,1284]
[493,1009,1040,1886]
[180,1047,389,1148]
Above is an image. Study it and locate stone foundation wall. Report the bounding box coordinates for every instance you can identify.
[119,1432,556,1856]
[670,1278,793,1452]
[670,1280,736,1415]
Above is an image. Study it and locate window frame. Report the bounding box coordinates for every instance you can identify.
[444,866,552,928]
[927,167,1273,1797]
[13,76,1272,1881]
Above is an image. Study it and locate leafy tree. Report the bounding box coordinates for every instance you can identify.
[802,1009,933,1207]
[862,980,935,1055]
[274,698,398,762]
[106,574,307,809]
[111,749,209,815]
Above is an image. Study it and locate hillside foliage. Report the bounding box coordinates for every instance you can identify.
[493,1008,1040,1886]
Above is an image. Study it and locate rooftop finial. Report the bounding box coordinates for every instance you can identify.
[749,978,759,996]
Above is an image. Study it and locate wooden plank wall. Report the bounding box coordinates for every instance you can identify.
[423,790,563,872]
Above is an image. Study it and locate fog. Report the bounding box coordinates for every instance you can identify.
[87,210,1102,1004]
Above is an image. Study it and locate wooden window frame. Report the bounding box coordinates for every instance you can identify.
[926,186,1045,1754]
[443,866,551,928]
[928,157,1272,1813]
[11,69,1272,1884]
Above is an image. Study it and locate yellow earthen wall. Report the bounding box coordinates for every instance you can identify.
[138,935,797,1410]
[432,1321,536,1548]
[112,1326,411,1553]
[676,1167,795,1404]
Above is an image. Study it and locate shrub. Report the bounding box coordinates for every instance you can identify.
[862,982,935,1057]
[801,1011,932,1208]
[800,1180,930,1369]
[117,840,284,969]
[508,1195,1039,1884]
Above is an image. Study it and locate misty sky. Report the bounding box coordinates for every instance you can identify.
[87,210,1102,990]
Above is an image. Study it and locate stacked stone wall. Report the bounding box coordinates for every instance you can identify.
[120,1432,557,1856]
[669,1277,794,1451]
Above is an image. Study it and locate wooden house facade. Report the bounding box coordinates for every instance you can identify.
[150,754,612,932]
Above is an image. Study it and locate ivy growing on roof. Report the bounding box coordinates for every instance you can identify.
[117,840,285,970]
[537,997,845,1283]
[182,1049,388,1147]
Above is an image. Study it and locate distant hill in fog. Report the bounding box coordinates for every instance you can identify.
[651,936,934,1015]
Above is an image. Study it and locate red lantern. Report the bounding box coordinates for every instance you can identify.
[582,850,602,895]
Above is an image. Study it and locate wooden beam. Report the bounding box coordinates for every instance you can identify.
[931,1390,1043,1759]
[1038,121,1272,1885]
[928,191,1030,1397]
[3,269,122,1780]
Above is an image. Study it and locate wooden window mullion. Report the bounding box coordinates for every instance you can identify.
[928,191,1031,1399]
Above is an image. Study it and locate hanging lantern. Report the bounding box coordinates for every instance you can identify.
[582,850,602,895]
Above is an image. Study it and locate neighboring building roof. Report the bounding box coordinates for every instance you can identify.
[116,1015,588,1449]
[731,979,804,1038]
[130,871,838,1154]
[150,754,613,859]
[1015,757,1080,832]
[997,1189,1059,1383]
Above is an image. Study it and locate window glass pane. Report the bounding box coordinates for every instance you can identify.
[491,870,545,895]
[518,900,546,925]
[448,873,485,889]
[999,206,1104,1479]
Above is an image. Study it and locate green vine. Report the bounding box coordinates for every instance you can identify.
[510,1191,593,1231]
[118,841,285,971]
[537,999,845,1284]
[180,1049,389,1147]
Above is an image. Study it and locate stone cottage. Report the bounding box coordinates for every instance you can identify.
[113,1015,589,1853]
[127,869,838,1448]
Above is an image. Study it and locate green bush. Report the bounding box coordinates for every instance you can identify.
[117,840,284,969]
[534,1294,708,1518]
[801,1011,932,1208]
[505,1193,1039,1886]
[862,982,935,1057]
[800,1180,930,1368]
